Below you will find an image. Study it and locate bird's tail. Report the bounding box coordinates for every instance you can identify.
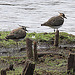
[5,34,14,39]
[41,23,45,26]
[5,36,9,41]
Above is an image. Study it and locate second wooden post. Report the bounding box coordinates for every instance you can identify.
[26,38,33,60]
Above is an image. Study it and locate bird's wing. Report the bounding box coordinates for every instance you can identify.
[47,16,64,26]
[6,34,17,39]
[6,29,26,39]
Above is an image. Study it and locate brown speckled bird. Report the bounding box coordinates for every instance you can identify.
[41,13,67,32]
[5,25,27,48]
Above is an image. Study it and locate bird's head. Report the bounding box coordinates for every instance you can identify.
[19,25,28,31]
[59,13,67,19]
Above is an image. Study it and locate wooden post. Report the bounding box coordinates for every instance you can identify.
[21,60,35,75]
[54,30,59,47]
[33,41,38,61]
[1,69,6,75]
[67,53,75,73]
[26,38,33,59]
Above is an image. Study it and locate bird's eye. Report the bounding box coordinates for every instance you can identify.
[63,14,65,17]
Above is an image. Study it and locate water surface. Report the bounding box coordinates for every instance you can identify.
[0,0,75,35]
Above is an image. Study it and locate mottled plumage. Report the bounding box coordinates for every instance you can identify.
[5,25,27,47]
[41,13,67,32]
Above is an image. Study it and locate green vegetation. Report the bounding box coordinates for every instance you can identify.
[26,32,75,43]
[0,31,75,48]
[0,56,26,64]
[6,66,23,75]
[0,55,68,75]
[26,32,55,41]
[0,56,26,75]
[34,54,68,75]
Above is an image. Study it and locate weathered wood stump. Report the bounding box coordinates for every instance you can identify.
[26,38,33,59]
[9,64,13,70]
[54,30,59,47]
[1,69,6,75]
[67,53,75,74]
[33,41,38,61]
[37,52,62,57]
[5,64,15,71]
[21,60,35,75]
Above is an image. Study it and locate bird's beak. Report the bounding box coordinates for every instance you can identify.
[19,24,29,28]
[64,16,67,19]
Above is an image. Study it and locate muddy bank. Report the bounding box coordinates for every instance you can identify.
[0,42,75,57]
[0,42,75,75]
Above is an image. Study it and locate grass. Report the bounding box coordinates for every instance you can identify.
[0,56,27,75]
[34,54,68,75]
[6,66,23,75]
[0,56,27,64]
[0,31,75,48]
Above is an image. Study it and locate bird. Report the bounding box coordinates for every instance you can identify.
[5,25,27,48]
[41,13,67,32]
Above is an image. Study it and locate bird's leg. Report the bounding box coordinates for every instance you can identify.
[54,29,55,32]
[16,42,18,49]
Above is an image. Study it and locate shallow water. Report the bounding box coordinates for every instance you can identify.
[0,0,75,35]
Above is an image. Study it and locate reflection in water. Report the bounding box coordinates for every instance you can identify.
[0,0,75,35]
